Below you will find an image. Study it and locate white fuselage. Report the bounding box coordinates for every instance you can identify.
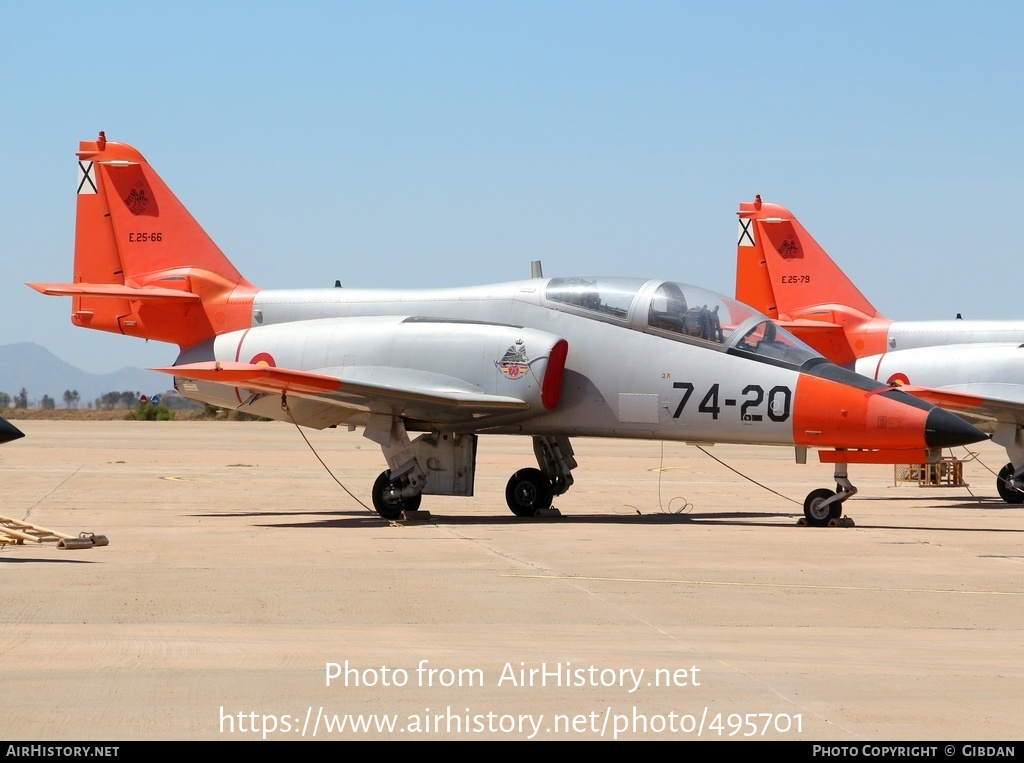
[177,278,803,445]
[883,320,1024,353]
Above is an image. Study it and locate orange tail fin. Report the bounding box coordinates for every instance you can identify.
[29,133,257,349]
[735,197,889,364]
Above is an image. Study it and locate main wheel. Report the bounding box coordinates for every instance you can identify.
[505,468,553,517]
[996,463,1024,504]
[803,488,841,527]
[371,470,422,519]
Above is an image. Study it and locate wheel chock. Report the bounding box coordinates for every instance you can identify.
[401,510,431,521]
[56,532,111,549]
[796,516,854,528]
[535,507,562,518]
[58,537,95,550]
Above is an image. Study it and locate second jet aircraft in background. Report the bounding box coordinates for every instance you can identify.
[736,196,1023,502]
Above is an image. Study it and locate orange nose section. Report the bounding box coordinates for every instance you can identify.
[792,375,985,450]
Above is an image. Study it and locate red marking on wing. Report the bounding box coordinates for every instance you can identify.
[153,362,339,395]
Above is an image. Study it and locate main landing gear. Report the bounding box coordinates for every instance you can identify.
[363,415,578,520]
[363,415,429,520]
[505,468,552,516]
[991,425,1024,505]
[997,463,1024,504]
[802,463,858,527]
[503,435,577,517]
[372,470,423,520]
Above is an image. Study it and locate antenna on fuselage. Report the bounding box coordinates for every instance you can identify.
[531,260,543,278]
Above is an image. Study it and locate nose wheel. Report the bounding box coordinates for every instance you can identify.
[505,468,553,517]
[803,464,857,527]
[803,488,843,526]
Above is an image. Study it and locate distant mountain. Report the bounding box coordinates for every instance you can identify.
[0,343,173,408]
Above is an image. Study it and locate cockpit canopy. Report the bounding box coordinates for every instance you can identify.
[544,277,821,370]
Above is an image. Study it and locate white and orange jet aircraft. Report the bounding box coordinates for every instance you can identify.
[30,136,986,525]
[737,196,1024,502]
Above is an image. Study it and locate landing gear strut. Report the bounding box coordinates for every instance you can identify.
[803,463,857,527]
[364,415,427,520]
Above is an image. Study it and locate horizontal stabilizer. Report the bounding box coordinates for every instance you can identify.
[777,319,843,332]
[776,320,857,364]
[28,283,200,302]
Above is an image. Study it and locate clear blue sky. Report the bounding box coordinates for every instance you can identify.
[3,1,1022,374]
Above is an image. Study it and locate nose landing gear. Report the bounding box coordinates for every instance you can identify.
[803,464,858,527]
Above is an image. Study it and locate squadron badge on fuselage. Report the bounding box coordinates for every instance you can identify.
[495,339,529,380]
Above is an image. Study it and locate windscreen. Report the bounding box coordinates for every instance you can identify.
[647,282,756,345]
[545,277,646,320]
[647,281,820,369]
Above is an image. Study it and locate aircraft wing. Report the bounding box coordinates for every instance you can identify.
[897,384,1024,428]
[153,361,533,420]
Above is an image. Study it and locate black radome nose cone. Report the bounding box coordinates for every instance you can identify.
[0,416,25,445]
[924,408,988,449]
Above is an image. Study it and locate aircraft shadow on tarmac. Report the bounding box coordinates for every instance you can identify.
[272,512,805,529]
[855,494,1018,509]
[0,557,96,565]
[192,507,793,528]
[188,504,1023,532]
[192,509,756,528]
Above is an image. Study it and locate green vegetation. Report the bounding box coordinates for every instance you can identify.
[96,391,142,410]
[0,385,268,422]
[129,402,175,421]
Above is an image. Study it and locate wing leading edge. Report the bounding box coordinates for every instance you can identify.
[896,384,1024,428]
[153,356,557,422]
